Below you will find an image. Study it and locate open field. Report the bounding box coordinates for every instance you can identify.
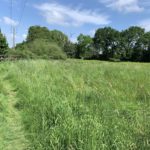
[0,59,150,149]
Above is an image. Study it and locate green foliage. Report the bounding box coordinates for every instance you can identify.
[93,26,150,62]
[94,27,121,60]
[27,39,67,59]
[0,29,8,55]
[121,26,145,61]
[77,34,94,59]
[8,48,36,59]
[49,30,68,48]
[2,25,150,62]
[64,41,77,58]
[141,32,150,62]
[2,60,150,149]
[26,26,68,49]
[26,26,50,42]
[11,39,67,60]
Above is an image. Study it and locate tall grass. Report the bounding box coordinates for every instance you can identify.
[2,60,150,149]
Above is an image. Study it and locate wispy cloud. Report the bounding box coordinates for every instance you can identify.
[3,17,19,26]
[99,0,143,13]
[139,19,150,32]
[35,2,110,27]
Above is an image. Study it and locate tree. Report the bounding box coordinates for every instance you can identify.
[120,26,145,61]
[76,34,94,59]
[27,26,50,42]
[0,29,8,55]
[64,41,76,58]
[140,32,150,62]
[94,27,121,60]
[49,30,68,48]
[26,26,68,49]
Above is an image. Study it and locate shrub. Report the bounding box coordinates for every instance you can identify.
[9,39,67,60]
[28,39,67,59]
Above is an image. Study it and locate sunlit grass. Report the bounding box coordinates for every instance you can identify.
[1,59,150,149]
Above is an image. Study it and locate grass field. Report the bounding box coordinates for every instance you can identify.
[0,59,150,150]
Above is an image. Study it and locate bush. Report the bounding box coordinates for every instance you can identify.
[109,58,121,62]
[28,39,67,59]
[8,49,36,59]
[9,39,67,60]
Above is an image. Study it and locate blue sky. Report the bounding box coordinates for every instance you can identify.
[0,0,150,46]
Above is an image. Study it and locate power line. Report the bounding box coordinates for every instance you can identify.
[10,0,13,33]
[10,0,28,47]
[16,0,28,33]
[10,0,15,48]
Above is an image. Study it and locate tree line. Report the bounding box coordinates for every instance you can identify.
[0,26,150,62]
[0,29,8,56]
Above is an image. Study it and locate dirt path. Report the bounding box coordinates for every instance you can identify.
[0,80,29,150]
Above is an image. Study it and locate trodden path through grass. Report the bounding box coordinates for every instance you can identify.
[0,79,29,150]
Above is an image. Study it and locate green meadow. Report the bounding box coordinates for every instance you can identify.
[0,60,150,149]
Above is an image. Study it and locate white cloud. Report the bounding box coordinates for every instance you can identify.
[3,17,19,26]
[139,19,150,32]
[35,2,110,27]
[99,0,143,13]
[22,34,27,39]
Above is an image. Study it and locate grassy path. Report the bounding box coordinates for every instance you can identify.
[0,78,29,149]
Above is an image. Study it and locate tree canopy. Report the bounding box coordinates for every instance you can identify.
[92,26,150,62]
[121,26,145,61]
[26,26,68,49]
[76,34,94,59]
[94,27,121,60]
[0,29,8,55]
[1,25,150,62]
